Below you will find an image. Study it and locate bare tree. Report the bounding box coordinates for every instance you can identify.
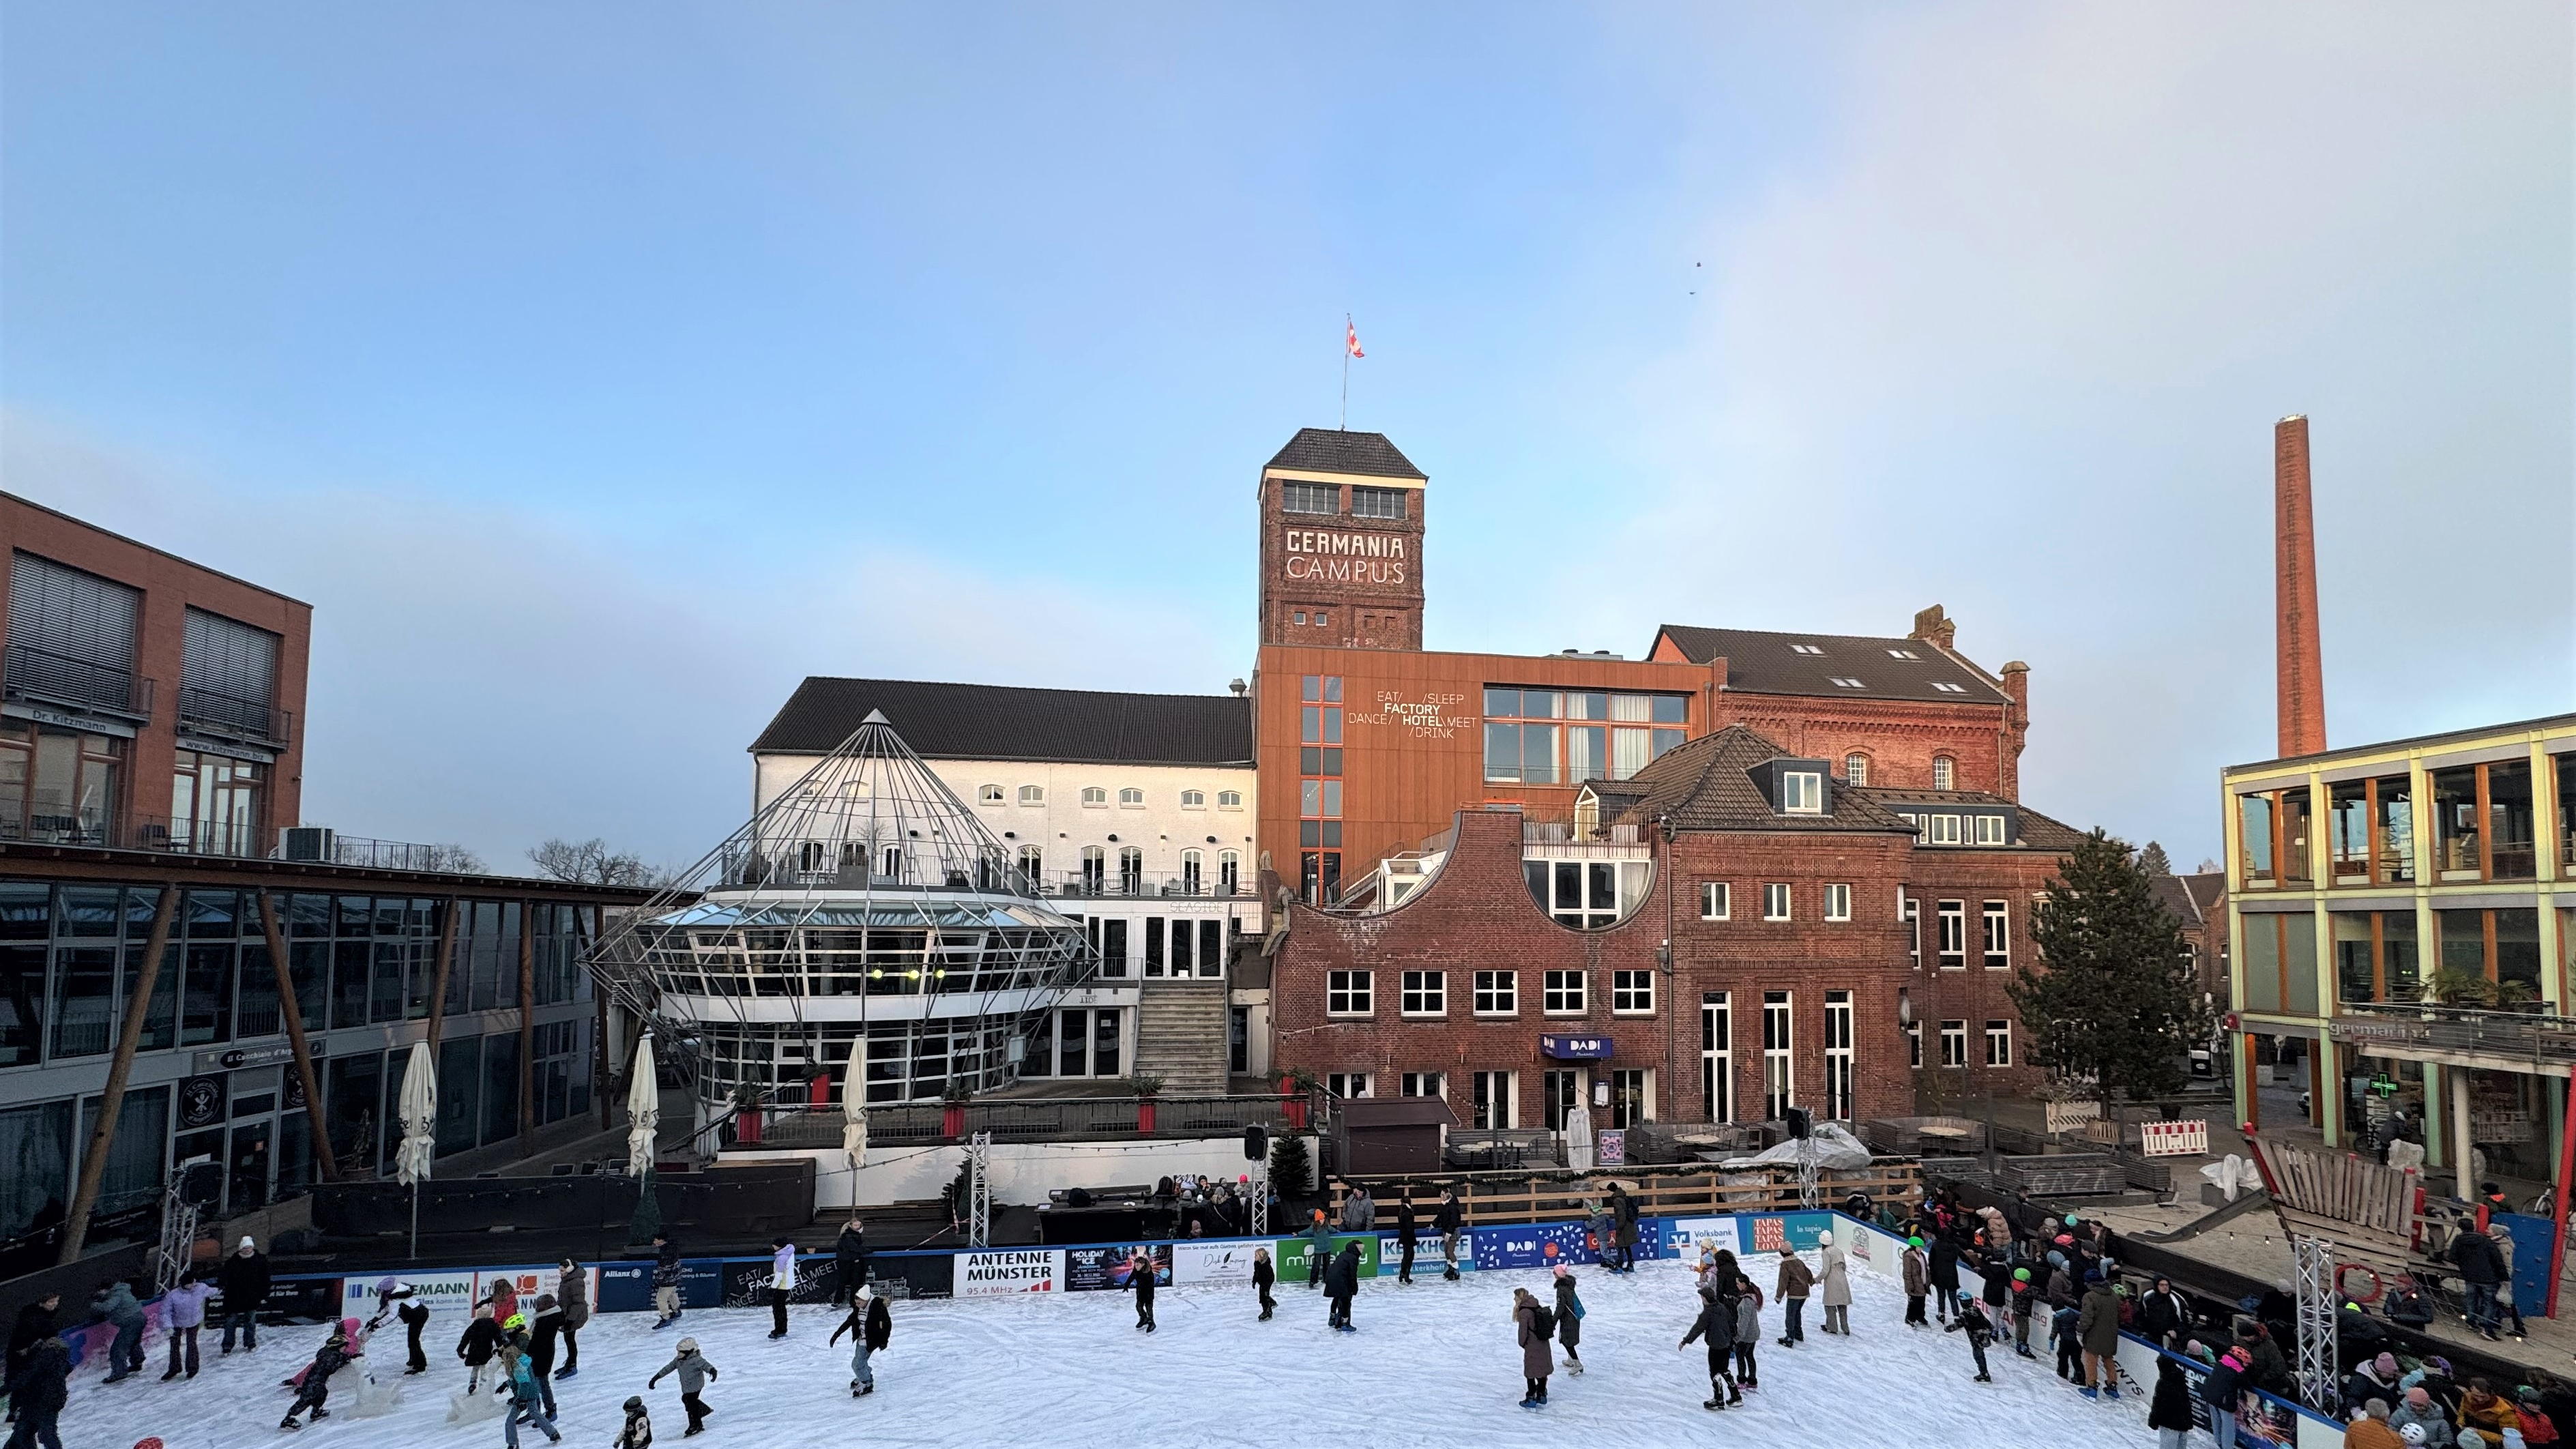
[528,837,666,887]
[418,843,487,874]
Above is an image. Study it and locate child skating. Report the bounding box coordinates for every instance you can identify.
[456,1303,503,1392]
[614,1396,654,1449]
[1732,1274,1762,1390]
[1129,1251,1157,1333]
[280,1323,353,1429]
[647,1337,720,1438]
[1945,1291,1996,1382]
[1551,1266,1584,1375]
[1512,1287,1553,1409]
[1253,1246,1276,1321]
[1680,1282,1741,1410]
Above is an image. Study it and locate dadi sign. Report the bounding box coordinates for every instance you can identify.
[956,1249,1064,1296]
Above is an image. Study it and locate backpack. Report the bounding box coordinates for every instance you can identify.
[1528,1304,1557,1339]
[1569,1294,1585,1321]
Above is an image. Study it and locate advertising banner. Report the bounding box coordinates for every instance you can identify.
[1665,1216,1738,1265]
[1597,1130,1626,1166]
[956,1249,1066,1296]
[338,1268,479,1322]
[1472,1220,1592,1272]
[1742,1212,1835,1255]
[476,1265,580,1313]
[1067,1244,1173,1293]
[1173,1241,1263,1287]
[679,1259,724,1309]
[1270,1233,1378,1283]
[598,1261,653,1314]
[718,1256,836,1308]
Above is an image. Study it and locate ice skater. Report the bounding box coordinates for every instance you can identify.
[1732,1274,1763,1391]
[555,1260,587,1378]
[767,1237,796,1339]
[366,1277,431,1376]
[1609,1184,1639,1273]
[160,1270,216,1381]
[1817,1230,1852,1335]
[1394,1188,1418,1285]
[2008,1268,2040,1358]
[2077,1270,2122,1399]
[280,1322,353,1429]
[1680,1282,1741,1410]
[832,1218,870,1307]
[1901,1237,1929,1327]
[1253,1246,1276,1321]
[1129,1250,1157,1332]
[1435,1188,1463,1282]
[2050,1301,2083,1383]
[497,1332,561,1447]
[91,1278,145,1381]
[1512,1287,1553,1409]
[1927,1231,1961,1325]
[457,1303,503,1392]
[1326,1241,1362,1331]
[647,1336,720,1437]
[6,1335,67,1449]
[1304,1211,1332,1290]
[828,1283,890,1397]
[652,1234,684,1330]
[614,1395,654,1449]
[1774,1245,1813,1347]
[1551,1265,1584,1375]
[527,1294,563,1418]
[218,1235,272,1353]
[1944,1291,1995,1382]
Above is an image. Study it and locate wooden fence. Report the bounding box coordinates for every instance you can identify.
[1325,1160,1922,1229]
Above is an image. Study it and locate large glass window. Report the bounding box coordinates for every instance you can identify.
[171,750,264,857]
[0,722,120,847]
[2433,766,2485,881]
[2240,791,2277,884]
[1823,991,1853,1118]
[1349,486,1407,520]
[1483,688,1686,784]
[1525,859,1647,930]
[1700,992,1732,1123]
[0,883,47,1067]
[2330,774,2415,886]
[0,1099,73,1240]
[1280,482,1339,514]
[1761,991,1794,1117]
[2241,912,2319,1014]
[2334,911,2420,1006]
[76,1085,167,1218]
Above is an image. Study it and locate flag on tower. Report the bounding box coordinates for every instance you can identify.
[1345,317,1364,359]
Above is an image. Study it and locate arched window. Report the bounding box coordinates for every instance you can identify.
[879,845,904,880]
[1117,847,1144,894]
[978,784,1004,804]
[1016,843,1044,888]
[1019,785,1044,806]
[1181,849,1203,893]
[1080,845,1106,894]
[1931,755,1956,791]
[1843,754,1869,787]
[1118,787,1145,806]
[1180,789,1206,808]
[1219,850,1240,893]
[1217,790,1244,808]
[1081,787,1107,806]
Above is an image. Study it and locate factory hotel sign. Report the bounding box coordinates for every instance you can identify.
[1280,528,1409,584]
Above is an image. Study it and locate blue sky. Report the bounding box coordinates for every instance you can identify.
[4,3,2568,872]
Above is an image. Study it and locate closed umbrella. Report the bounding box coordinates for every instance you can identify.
[626,1035,662,1245]
[395,1041,437,1257]
[840,1038,868,1167]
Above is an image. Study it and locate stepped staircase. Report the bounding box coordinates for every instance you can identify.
[1131,979,1231,1097]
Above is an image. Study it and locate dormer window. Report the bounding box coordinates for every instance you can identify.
[1783,771,1824,814]
[1789,643,1824,656]
[1886,648,1920,660]
[1930,681,1967,694]
[1828,677,1867,689]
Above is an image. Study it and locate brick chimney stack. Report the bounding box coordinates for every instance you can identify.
[2274,415,2328,757]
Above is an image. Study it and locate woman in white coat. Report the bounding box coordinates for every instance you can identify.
[1817,1230,1854,1335]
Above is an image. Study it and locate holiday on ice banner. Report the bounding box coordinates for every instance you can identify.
[1066,1244,1173,1292]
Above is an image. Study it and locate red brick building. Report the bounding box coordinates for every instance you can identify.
[1268,723,2090,1132]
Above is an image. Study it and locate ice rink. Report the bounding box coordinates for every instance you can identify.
[65,1258,2159,1449]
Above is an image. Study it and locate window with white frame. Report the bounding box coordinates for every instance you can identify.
[1327,970,1373,1016]
[1218,850,1240,892]
[1700,882,1730,920]
[1542,969,1586,1014]
[1180,789,1205,808]
[1282,482,1339,514]
[1701,992,1733,1123]
[1905,1020,1922,1068]
[1325,1071,1373,1098]
[1016,844,1043,884]
[1350,486,1408,520]
[1781,771,1824,814]
[1612,969,1654,1014]
[1973,814,2007,845]
[1937,901,1966,969]
[1399,1070,1444,1098]
[1902,893,1920,969]
[1761,991,1794,1117]
[1929,814,1963,845]
[1931,756,1956,790]
[1473,970,1518,1015]
[1762,883,1792,921]
[1469,1070,1515,1128]
[1118,787,1145,806]
[1985,1020,2012,1066]
[1982,901,2010,970]
[1081,787,1107,806]
[1844,753,1869,785]
[1824,989,1854,1120]
[1019,784,1044,805]
[1940,1019,1967,1067]
[1824,883,1852,922]
[1217,790,1244,808]
[1400,969,1446,1016]
[978,784,1004,804]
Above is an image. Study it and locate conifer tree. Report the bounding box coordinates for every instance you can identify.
[2007,828,2210,1109]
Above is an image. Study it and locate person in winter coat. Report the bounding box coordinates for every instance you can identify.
[497,1332,562,1448]
[1732,1274,1763,1390]
[1927,1233,1963,1325]
[647,1337,719,1437]
[766,1237,796,1339]
[1609,1184,1639,1273]
[4,1292,57,1388]
[160,1271,218,1380]
[2136,1275,2189,1348]
[1128,1250,1158,1332]
[1774,1246,1815,1346]
[2006,1268,2041,1357]
[1341,1185,1376,1232]
[2201,1344,2252,1449]
[526,1295,564,1418]
[281,1323,353,1429]
[2242,1321,2292,1396]
[1817,1231,1853,1335]
[555,1261,587,1378]
[1901,1238,1931,1327]
[2390,1388,2457,1449]
[829,1283,892,1397]
[2450,1227,2509,1340]
[832,1218,869,1307]
[1253,1246,1276,1320]
[651,1235,684,1329]
[1394,1190,1419,1285]
[1325,1241,1362,1331]
[5,1335,68,1449]
[2077,1272,2122,1399]
[366,1278,432,1376]
[457,1304,505,1392]
[2051,1303,2085,1382]
[2150,1354,2197,1449]
[1945,1291,1996,1382]
[2461,1379,2521,1439]
[614,1396,654,1449]
[1679,1281,1741,1409]
[1304,1211,1334,1290]
[2493,1225,2530,1338]
[2346,1399,2406,1449]
[1512,1287,1553,1408]
[2517,1388,2562,1447]
[2386,1280,2436,1330]
[217,1235,272,1353]
[1551,1266,1583,1375]
[2347,1353,2403,1414]
[89,1278,145,1382]
[1435,1189,1465,1281]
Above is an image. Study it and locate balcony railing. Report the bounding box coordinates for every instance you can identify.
[1039,870,1250,900]
[177,686,291,747]
[2,644,152,721]
[711,1091,1308,1153]
[0,811,261,857]
[2330,1001,2576,1066]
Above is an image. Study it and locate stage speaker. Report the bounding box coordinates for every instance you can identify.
[1244,1124,1269,1160]
[1785,1107,1812,1141]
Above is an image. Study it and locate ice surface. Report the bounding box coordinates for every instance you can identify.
[65,1259,2158,1449]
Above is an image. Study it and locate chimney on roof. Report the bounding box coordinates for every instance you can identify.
[2274,415,2327,757]
[1909,605,1956,652]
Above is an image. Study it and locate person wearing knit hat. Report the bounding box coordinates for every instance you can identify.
[1304,1209,1334,1291]
[1901,1236,1930,1328]
[2390,1384,2458,1448]
[217,1234,272,1355]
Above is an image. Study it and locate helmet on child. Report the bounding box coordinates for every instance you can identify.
[624,1396,647,1416]
[503,1313,527,1332]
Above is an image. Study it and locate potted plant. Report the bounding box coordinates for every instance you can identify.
[1277,1067,1315,1130]
[941,1082,974,1139]
[1128,1073,1166,1133]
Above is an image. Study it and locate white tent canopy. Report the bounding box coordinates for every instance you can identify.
[394,1040,437,1187]
[627,1036,660,1178]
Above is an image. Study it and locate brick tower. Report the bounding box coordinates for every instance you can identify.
[2274,415,2328,757]
[1256,428,1426,649]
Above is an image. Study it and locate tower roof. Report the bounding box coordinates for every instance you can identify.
[1263,428,1426,480]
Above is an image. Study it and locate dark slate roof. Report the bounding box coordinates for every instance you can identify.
[1263,428,1426,480]
[2151,875,2202,928]
[1602,725,1920,834]
[2177,872,2227,920]
[1650,625,2009,705]
[1856,788,2092,852]
[750,678,1253,766]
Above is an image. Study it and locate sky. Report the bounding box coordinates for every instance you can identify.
[3,3,2569,873]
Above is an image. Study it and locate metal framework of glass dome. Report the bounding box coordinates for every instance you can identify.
[590,711,1098,1111]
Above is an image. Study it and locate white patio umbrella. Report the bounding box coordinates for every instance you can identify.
[394,1041,437,1257]
[626,1035,660,1178]
[840,1038,868,1167]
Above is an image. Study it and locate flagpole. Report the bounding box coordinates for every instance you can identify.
[1341,315,1349,431]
